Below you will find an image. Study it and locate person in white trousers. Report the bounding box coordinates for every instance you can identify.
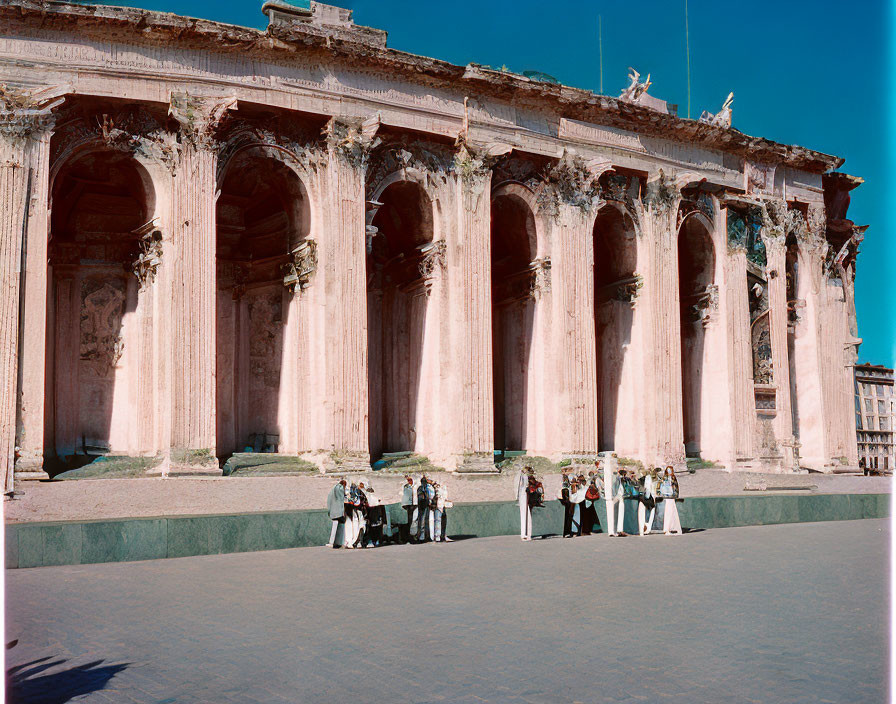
[615,467,628,535]
[638,469,657,536]
[517,468,532,541]
[601,457,620,537]
[661,466,683,535]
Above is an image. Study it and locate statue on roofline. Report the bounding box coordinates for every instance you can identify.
[619,68,652,102]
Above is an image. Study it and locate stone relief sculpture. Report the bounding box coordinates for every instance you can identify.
[79,279,126,377]
[325,113,381,167]
[619,68,651,102]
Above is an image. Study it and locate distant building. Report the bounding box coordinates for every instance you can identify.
[855,364,895,471]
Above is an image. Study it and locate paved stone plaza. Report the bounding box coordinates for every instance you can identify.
[6,519,888,703]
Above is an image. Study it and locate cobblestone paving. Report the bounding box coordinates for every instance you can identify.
[6,519,888,703]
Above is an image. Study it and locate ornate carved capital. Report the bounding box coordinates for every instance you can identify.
[642,169,682,215]
[0,84,65,145]
[325,113,381,168]
[132,220,163,290]
[418,239,447,280]
[168,93,237,152]
[452,134,512,186]
[282,239,318,293]
[530,257,552,298]
[540,150,610,215]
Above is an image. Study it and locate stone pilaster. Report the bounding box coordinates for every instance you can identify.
[760,212,797,470]
[721,210,755,466]
[166,94,235,468]
[638,171,686,468]
[541,152,603,457]
[0,86,62,488]
[319,116,377,471]
[450,138,505,471]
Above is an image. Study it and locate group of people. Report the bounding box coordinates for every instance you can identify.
[326,474,453,548]
[517,459,683,540]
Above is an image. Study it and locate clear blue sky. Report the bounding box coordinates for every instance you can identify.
[101,0,894,367]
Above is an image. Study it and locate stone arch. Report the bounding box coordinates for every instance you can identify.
[593,202,640,453]
[214,149,312,457]
[677,214,717,457]
[490,183,542,453]
[46,143,158,469]
[367,176,436,460]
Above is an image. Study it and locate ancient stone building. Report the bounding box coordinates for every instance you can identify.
[0,0,867,488]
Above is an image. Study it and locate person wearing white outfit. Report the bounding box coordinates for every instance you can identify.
[517,467,532,541]
[400,475,417,543]
[638,470,657,536]
[661,466,683,535]
[602,457,620,537]
[568,476,587,536]
[436,482,453,542]
[614,467,628,535]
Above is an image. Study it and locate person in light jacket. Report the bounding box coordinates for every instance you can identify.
[517,467,532,541]
[417,475,434,542]
[400,474,416,543]
[326,479,347,548]
[661,466,683,535]
[437,482,453,542]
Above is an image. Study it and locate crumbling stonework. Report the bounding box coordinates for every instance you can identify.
[0,0,867,488]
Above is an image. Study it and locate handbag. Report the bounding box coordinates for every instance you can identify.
[585,485,600,501]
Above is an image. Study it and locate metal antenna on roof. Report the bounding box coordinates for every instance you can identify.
[598,14,603,94]
[685,0,691,118]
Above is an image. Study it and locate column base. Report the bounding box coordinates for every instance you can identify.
[454,452,497,473]
[322,450,371,473]
[14,456,49,481]
[166,449,222,477]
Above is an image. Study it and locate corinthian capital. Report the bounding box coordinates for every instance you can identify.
[452,134,512,185]
[541,149,610,213]
[0,84,65,144]
[325,113,382,167]
[168,93,237,151]
[643,169,696,215]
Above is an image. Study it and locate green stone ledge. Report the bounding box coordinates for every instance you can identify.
[5,493,890,569]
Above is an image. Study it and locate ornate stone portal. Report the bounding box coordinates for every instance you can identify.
[0,0,866,487]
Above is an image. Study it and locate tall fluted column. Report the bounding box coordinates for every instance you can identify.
[166,94,234,468]
[762,230,797,469]
[450,139,502,471]
[721,209,755,466]
[1,87,61,489]
[318,116,376,471]
[638,173,686,468]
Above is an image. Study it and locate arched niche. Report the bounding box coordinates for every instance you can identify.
[215,150,311,457]
[490,186,539,453]
[367,177,435,460]
[677,213,716,456]
[46,146,156,468]
[593,203,639,452]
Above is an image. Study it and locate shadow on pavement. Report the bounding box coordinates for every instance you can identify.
[7,656,129,704]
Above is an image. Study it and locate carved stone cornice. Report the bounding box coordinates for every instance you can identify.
[0,84,64,145]
[324,113,381,168]
[168,93,237,152]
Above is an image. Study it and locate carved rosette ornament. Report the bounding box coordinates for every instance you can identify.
[325,113,381,168]
[0,84,64,146]
[282,239,318,293]
[168,93,237,153]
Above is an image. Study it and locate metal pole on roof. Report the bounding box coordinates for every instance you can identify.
[599,14,603,94]
[685,0,691,118]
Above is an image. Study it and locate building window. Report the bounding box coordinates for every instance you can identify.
[879,400,886,415]
[857,413,863,429]
[866,416,875,430]
[865,399,873,413]
[881,418,890,431]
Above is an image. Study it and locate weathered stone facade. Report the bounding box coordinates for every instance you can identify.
[0,0,867,488]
